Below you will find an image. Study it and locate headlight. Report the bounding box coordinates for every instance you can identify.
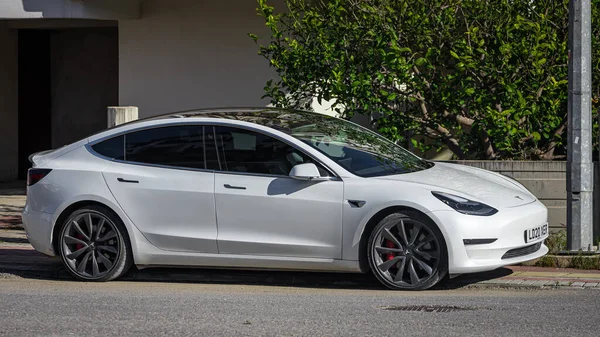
[431,191,498,216]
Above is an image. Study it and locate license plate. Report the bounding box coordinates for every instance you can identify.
[525,223,548,243]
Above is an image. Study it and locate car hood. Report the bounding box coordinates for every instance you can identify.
[373,162,536,208]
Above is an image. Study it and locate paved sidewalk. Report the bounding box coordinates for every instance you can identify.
[453,265,600,289]
[1,181,599,289]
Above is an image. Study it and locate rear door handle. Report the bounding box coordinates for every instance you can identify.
[224,184,246,190]
[117,178,139,184]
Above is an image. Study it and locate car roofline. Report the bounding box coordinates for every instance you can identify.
[95,106,339,134]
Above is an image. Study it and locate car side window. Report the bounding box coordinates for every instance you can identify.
[212,126,329,176]
[124,125,205,169]
[91,135,125,160]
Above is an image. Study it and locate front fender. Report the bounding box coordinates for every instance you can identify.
[341,178,449,262]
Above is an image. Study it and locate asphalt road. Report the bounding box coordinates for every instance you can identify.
[0,276,598,337]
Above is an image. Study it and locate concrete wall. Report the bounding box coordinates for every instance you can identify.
[118,0,281,118]
[50,28,119,148]
[0,23,18,182]
[0,0,140,19]
[453,161,599,240]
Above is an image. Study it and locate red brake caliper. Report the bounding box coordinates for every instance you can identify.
[75,234,85,251]
[385,239,395,261]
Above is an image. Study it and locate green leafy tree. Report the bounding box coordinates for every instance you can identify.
[250,0,599,160]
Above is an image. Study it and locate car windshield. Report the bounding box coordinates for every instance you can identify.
[286,113,433,177]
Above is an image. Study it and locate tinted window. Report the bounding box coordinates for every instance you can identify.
[213,126,326,176]
[125,125,205,169]
[288,115,433,177]
[91,135,124,160]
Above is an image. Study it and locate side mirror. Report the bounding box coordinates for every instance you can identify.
[289,163,325,181]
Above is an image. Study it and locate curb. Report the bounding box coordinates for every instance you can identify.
[448,278,600,290]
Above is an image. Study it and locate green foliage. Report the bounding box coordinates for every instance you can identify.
[534,255,558,268]
[570,254,600,270]
[534,230,600,270]
[535,254,600,270]
[545,229,567,254]
[252,0,600,160]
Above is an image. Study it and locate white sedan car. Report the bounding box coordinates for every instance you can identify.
[22,108,549,290]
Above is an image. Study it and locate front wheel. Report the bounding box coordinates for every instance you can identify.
[58,205,132,281]
[367,211,448,290]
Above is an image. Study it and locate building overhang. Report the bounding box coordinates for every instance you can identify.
[0,0,140,20]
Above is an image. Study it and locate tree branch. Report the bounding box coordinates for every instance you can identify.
[406,98,467,159]
[442,110,475,127]
[537,118,567,160]
[479,128,496,159]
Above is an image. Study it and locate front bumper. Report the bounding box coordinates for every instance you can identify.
[429,200,549,274]
[21,204,56,256]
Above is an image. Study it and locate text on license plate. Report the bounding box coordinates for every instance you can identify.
[525,223,548,243]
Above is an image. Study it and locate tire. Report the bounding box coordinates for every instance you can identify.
[58,205,133,281]
[367,211,448,290]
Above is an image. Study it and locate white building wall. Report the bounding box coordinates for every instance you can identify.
[0,0,140,20]
[119,0,281,118]
[0,23,18,181]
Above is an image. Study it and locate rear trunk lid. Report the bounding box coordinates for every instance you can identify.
[27,139,89,167]
[28,150,54,168]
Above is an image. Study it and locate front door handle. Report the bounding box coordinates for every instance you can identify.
[224,184,246,190]
[117,178,139,184]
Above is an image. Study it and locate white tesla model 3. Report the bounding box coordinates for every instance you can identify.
[21,108,549,290]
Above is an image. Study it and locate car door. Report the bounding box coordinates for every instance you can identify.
[210,125,344,259]
[98,125,218,253]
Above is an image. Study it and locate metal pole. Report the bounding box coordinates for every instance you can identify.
[567,0,594,251]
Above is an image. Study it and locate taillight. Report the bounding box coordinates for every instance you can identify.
[27,168,52,186]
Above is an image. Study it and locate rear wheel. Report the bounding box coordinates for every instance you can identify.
[367,211,447,290]
[58,205,132,281]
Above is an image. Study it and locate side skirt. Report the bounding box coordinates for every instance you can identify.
[135,252,362,273]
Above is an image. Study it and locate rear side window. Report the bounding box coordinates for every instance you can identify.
[91,135,124,160]
[125,125,205,169]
